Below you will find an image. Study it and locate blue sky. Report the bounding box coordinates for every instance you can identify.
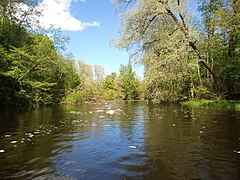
[63,0,129,75]
[36,0,131,75]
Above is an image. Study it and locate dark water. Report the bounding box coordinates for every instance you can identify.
[0,101,240,179]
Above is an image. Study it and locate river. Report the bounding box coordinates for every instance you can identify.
[0,101,240,179]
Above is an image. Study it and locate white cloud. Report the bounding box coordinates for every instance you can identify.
[36,0,100,31]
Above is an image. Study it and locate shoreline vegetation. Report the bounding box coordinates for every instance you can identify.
[181,100,240,110]
[1,1,239,107]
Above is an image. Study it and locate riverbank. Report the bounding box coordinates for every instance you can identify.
[181,100,240,110]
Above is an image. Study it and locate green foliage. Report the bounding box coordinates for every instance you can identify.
[103,89,121,100]
[119,63,140,100]
[198,0,240,93]
[181,100,240,111]
[63,60,107,103]
[115,0,240,102]
[104,73,116,90]
[115,0,201,102]
[63,60,141,103]
[194,85,211,100]
[1,0,144,106]
[62,89,91,104]
[0,5,80,106]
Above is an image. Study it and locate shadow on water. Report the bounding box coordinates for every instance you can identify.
[0,101,240,179]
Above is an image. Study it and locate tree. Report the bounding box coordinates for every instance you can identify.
[0,0,82,106]
[115,0,240,101]
[198,0,240,93]
[116,0,214,76]
[104,72,116,90]
[1,33,79,105]
[0,0,41,30]
[114,0,201,101]
[119,63,139,100]
[93,65,105,82]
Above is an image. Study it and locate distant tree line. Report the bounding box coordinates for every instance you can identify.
[62,60,141,104]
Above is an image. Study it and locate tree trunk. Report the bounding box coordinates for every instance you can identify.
[165,1,225,92]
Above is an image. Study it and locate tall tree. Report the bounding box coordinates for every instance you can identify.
[115,0,222,90]
[115,0,240,101]
[114,0,200,101]
[198,0,240,93]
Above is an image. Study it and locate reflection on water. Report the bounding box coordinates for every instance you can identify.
[0,101,240,179]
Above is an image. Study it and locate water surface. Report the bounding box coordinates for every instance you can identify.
[0,101,240,179]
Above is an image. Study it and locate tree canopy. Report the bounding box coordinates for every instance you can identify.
[2,0,239,105]
[0,0,80,106]
[115,0,240,101]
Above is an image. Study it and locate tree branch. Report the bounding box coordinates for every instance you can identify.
[142,39,160,50]
[163,1,219,83]
[189,41,216,80]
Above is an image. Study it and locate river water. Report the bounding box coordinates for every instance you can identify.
[0,101,240,179]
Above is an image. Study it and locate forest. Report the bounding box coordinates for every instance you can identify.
[0,0,239,106]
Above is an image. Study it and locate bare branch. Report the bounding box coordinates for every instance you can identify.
[142,13,159,34]
[168,27,178,36]
[142,39,160,50]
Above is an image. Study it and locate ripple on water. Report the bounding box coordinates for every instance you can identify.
[1,103,240,179]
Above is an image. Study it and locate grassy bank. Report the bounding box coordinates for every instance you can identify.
[181,100,240,110]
